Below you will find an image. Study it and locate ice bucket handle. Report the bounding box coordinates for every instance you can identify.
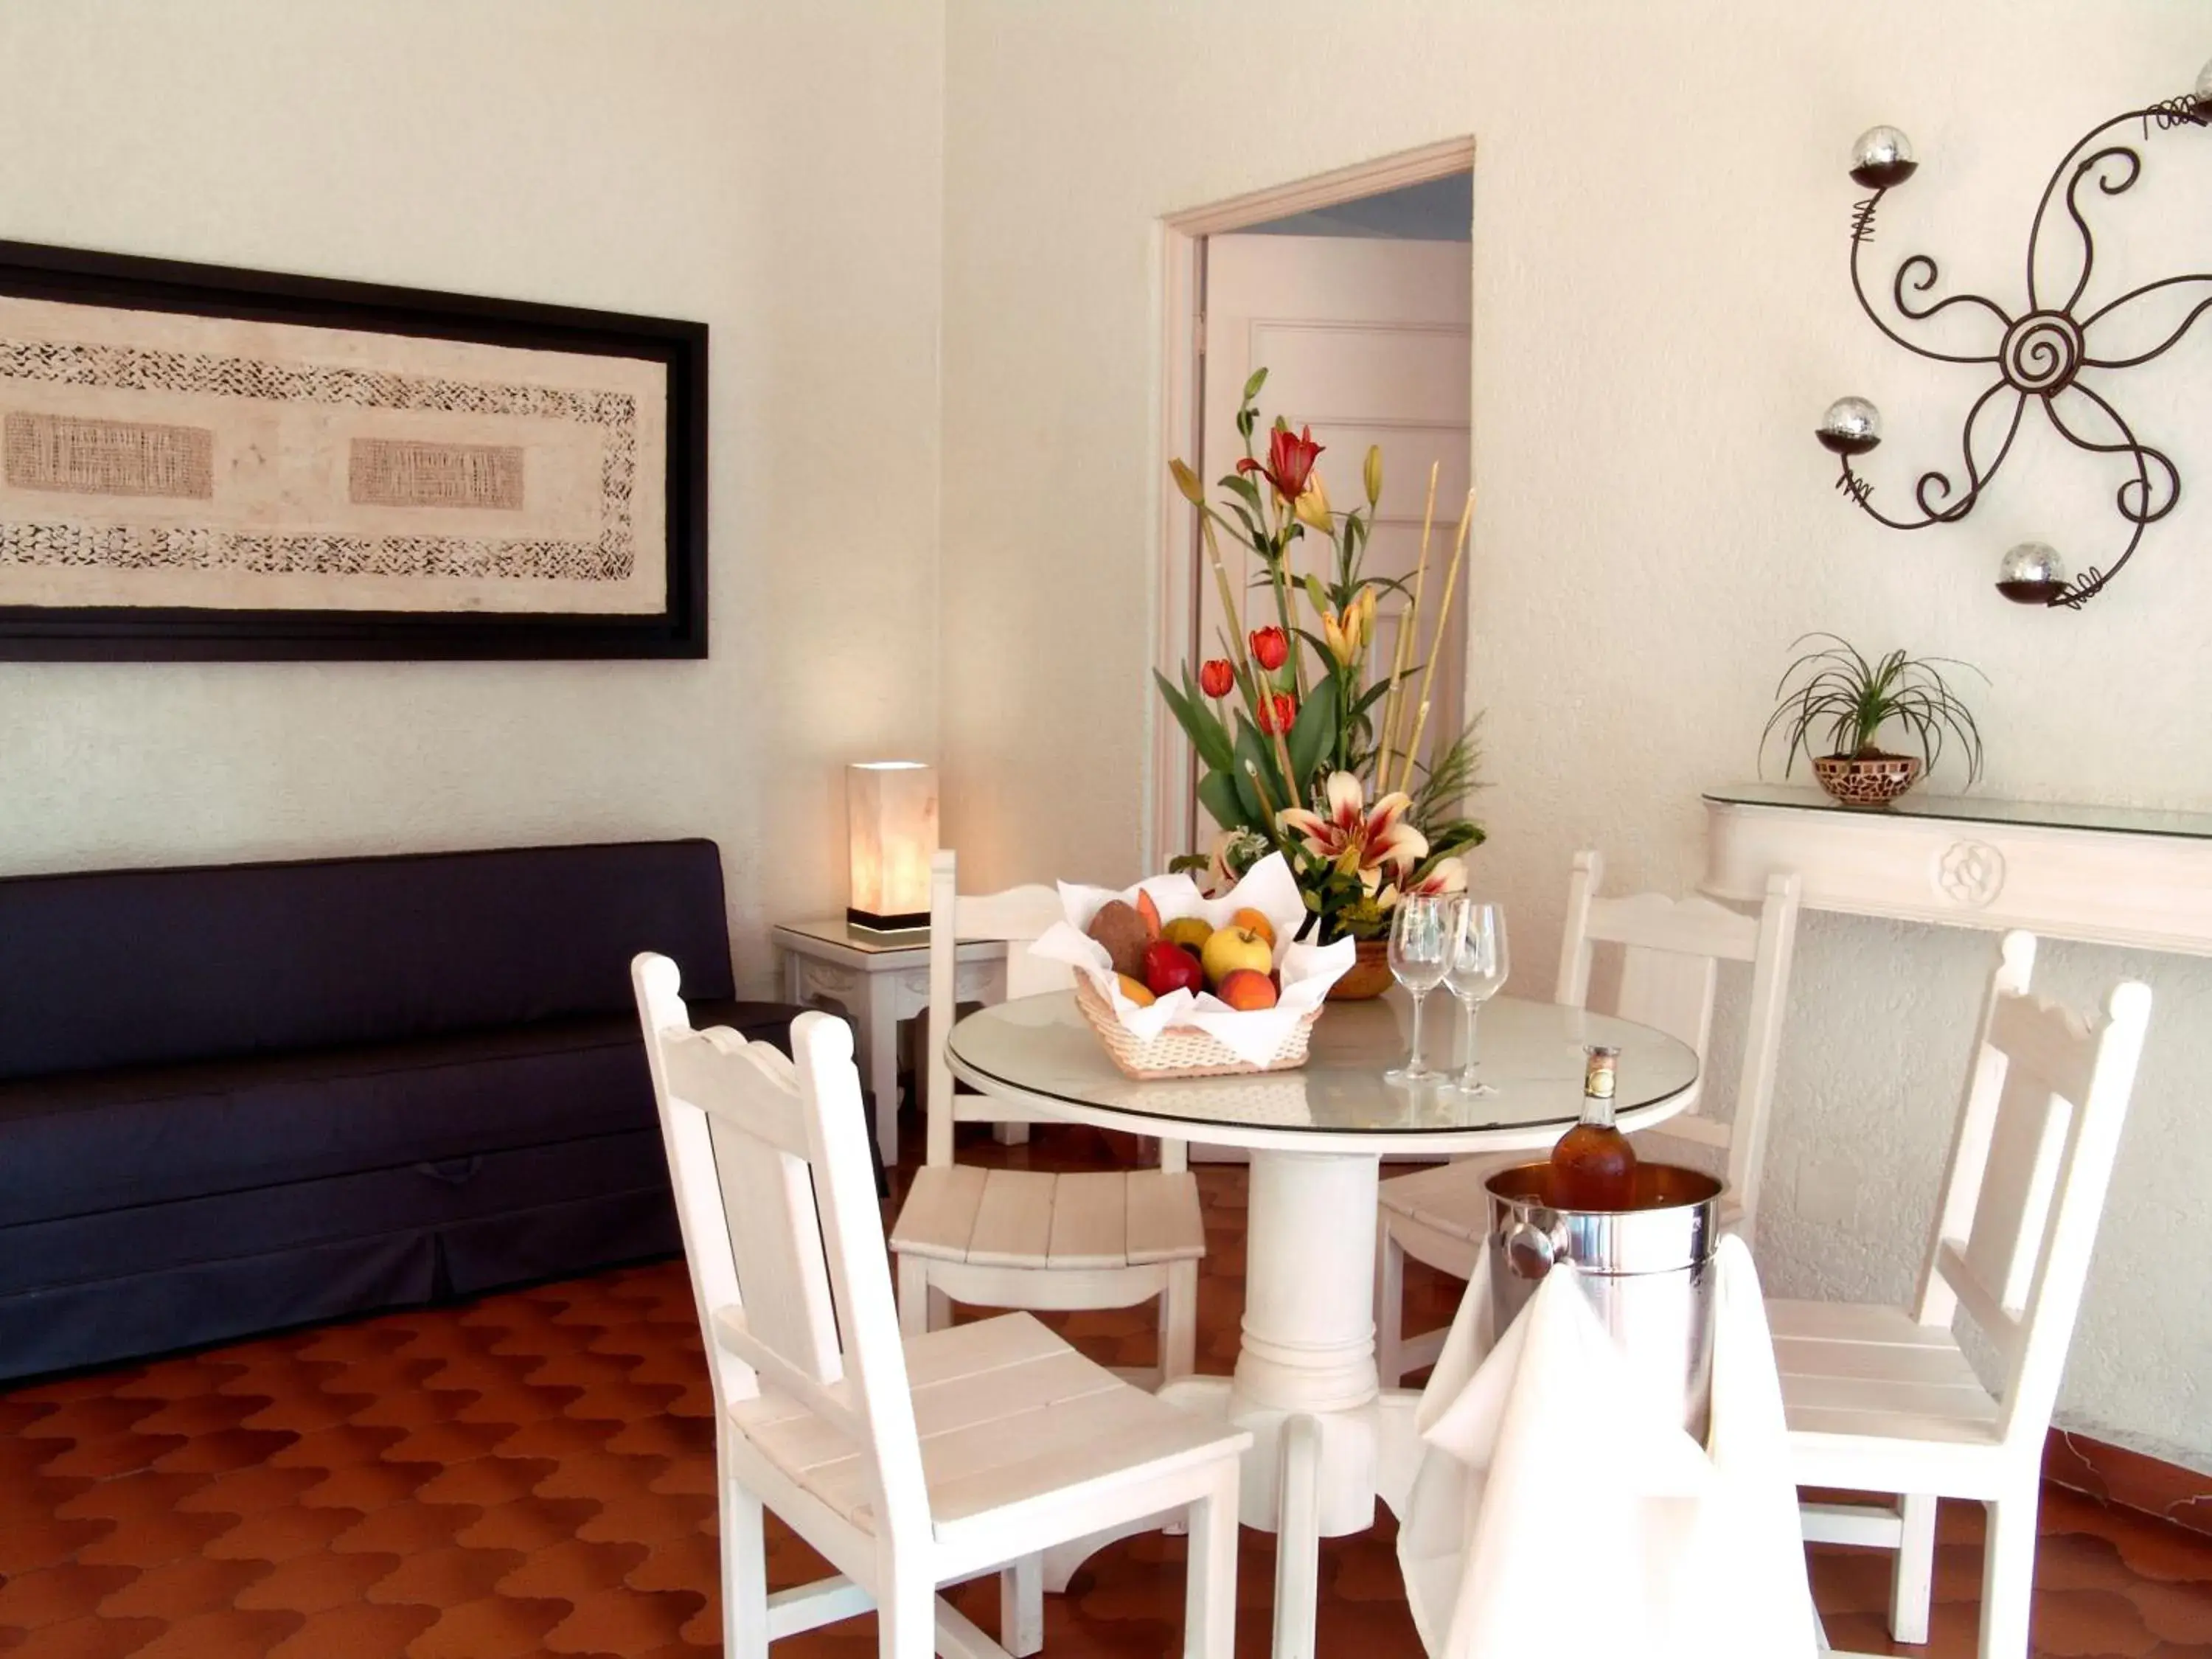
[1503,1214,1568,1281]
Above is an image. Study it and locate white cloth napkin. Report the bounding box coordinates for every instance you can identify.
[1026,852,1355,1065]
[1397,1235,1819,1659]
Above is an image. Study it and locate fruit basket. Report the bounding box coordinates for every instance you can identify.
[1070,975,1323,1079]
[1029,853,1355,1081]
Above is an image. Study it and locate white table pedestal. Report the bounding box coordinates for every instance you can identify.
[1051,1150,1425,1659]
[1225,1150,1385,1537]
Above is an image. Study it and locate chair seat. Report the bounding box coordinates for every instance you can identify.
[732,1312,1245,1535]
[1767,1298,2004,1486]
[1377,1158,1507,1243]
[890,1166,1206,1269]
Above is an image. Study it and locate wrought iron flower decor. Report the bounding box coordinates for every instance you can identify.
[1818,59,2212,610]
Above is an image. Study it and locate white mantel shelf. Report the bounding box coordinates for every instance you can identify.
[1703,784,2212,958]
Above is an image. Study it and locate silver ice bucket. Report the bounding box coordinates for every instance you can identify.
[1484,1162,1725,1441]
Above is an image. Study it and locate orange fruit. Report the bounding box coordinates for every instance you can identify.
[1230,907,1276,949]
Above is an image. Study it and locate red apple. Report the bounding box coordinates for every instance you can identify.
[1143,939,1204,998]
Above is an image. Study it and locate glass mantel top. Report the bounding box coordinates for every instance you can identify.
[1705,783,2212,843]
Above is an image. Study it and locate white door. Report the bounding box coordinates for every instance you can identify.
[1192,232,1472,843]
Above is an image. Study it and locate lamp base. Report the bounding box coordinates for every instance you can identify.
[847,907,930,937]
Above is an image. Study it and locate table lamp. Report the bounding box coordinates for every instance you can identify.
[846,761,937,934]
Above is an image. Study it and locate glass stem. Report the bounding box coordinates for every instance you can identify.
[1460,998,1478,1084]
[1408,989,1427,1074]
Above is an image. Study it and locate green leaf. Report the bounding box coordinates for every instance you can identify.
[1231,717,1284,819]
[1217,471,1264,516]
[1197,769,1251,834]
[1161,666,1238,775]
[1351,678,1394,718]
[1287,674,1339,786]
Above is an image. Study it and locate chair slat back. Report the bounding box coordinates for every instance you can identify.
[1553,850,1801,1224]
[925,849,1072,1165]
[1913,931,2152,1444]
[633,955,931,1542]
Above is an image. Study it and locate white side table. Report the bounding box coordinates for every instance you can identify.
[772,919,1008,1167]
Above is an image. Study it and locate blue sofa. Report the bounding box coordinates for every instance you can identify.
[0,838,813,1381]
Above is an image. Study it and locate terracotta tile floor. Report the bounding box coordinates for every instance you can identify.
[4,1125,2209,1657]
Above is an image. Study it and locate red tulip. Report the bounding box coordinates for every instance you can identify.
[1258,692,1297,735]
[1237,424,1324,504]
[1199,658,1234,699]
[1249,626,1289,671]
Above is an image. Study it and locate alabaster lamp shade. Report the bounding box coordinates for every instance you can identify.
[847,762,938,931]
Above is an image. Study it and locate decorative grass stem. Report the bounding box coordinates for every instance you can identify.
[1400,490,1475,796]
[1379,461,1441,790]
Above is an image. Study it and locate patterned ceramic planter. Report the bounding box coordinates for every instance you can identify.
[1328,936,1394,1001]
[1812,752,1923,808]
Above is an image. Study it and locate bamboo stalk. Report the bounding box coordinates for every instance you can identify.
[1395,700,1432,800]
[1397,489,1475,796]
[1199,511,1251,675]
[1376,461,1440,790]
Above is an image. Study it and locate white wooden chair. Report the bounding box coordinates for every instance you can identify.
[632,953,1247,1659]
[1374,848,1802,1385]
[1776,932,2152,1659]
[888,850,1206,1383]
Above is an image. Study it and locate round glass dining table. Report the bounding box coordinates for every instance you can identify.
[947,990,1701,1659]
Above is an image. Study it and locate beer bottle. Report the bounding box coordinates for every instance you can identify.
[1548,1045,1638,1210]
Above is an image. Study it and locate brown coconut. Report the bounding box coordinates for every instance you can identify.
[1085,899,1151,980]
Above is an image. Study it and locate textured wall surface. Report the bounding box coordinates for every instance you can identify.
[0,0,945,992]
[937,0,2212,1464]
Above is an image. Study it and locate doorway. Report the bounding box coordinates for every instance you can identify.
[1150,141,1476,870]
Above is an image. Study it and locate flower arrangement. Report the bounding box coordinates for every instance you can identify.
[1155,368,1484,944]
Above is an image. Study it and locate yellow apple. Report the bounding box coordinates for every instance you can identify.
[1200,924,1272,989]
[1162,917,1212,952]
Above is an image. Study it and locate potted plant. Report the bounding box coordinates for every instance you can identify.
[1761,632,1986,807]
[1154,369,1484,996]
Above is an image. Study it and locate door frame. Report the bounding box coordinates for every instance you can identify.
[1148,136,1477,872]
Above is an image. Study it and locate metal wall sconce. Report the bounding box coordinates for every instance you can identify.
[1819,59,2212,610]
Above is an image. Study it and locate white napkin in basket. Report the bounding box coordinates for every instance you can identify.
[1028,852,1355,1067]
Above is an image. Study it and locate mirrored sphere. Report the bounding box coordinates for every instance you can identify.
[1849,125,1919,189]
[1816,395,1882,456]
[1996,541,2068,605]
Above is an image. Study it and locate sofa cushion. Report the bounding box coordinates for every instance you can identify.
[0,839,737,1081]
[0,1127,678,1299]
[0,998,804,1227]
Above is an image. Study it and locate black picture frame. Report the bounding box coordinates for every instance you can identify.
[0,239,707,660]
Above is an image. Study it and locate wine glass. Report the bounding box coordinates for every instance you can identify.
[1385,894,1461,1085]
[1445,901,1510,1097]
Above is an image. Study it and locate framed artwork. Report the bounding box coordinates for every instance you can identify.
[0,240,706,659]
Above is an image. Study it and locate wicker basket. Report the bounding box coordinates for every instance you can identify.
[1073,975,1321,1080]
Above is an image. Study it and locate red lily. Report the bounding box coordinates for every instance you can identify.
[1249,626,1289,671]
[1199,658,1234,699]
[1257,692,1296,736]
[1237,424,1324,504]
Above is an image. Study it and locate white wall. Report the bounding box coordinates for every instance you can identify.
[0,0,945,992]
[939,0,2212,1464]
